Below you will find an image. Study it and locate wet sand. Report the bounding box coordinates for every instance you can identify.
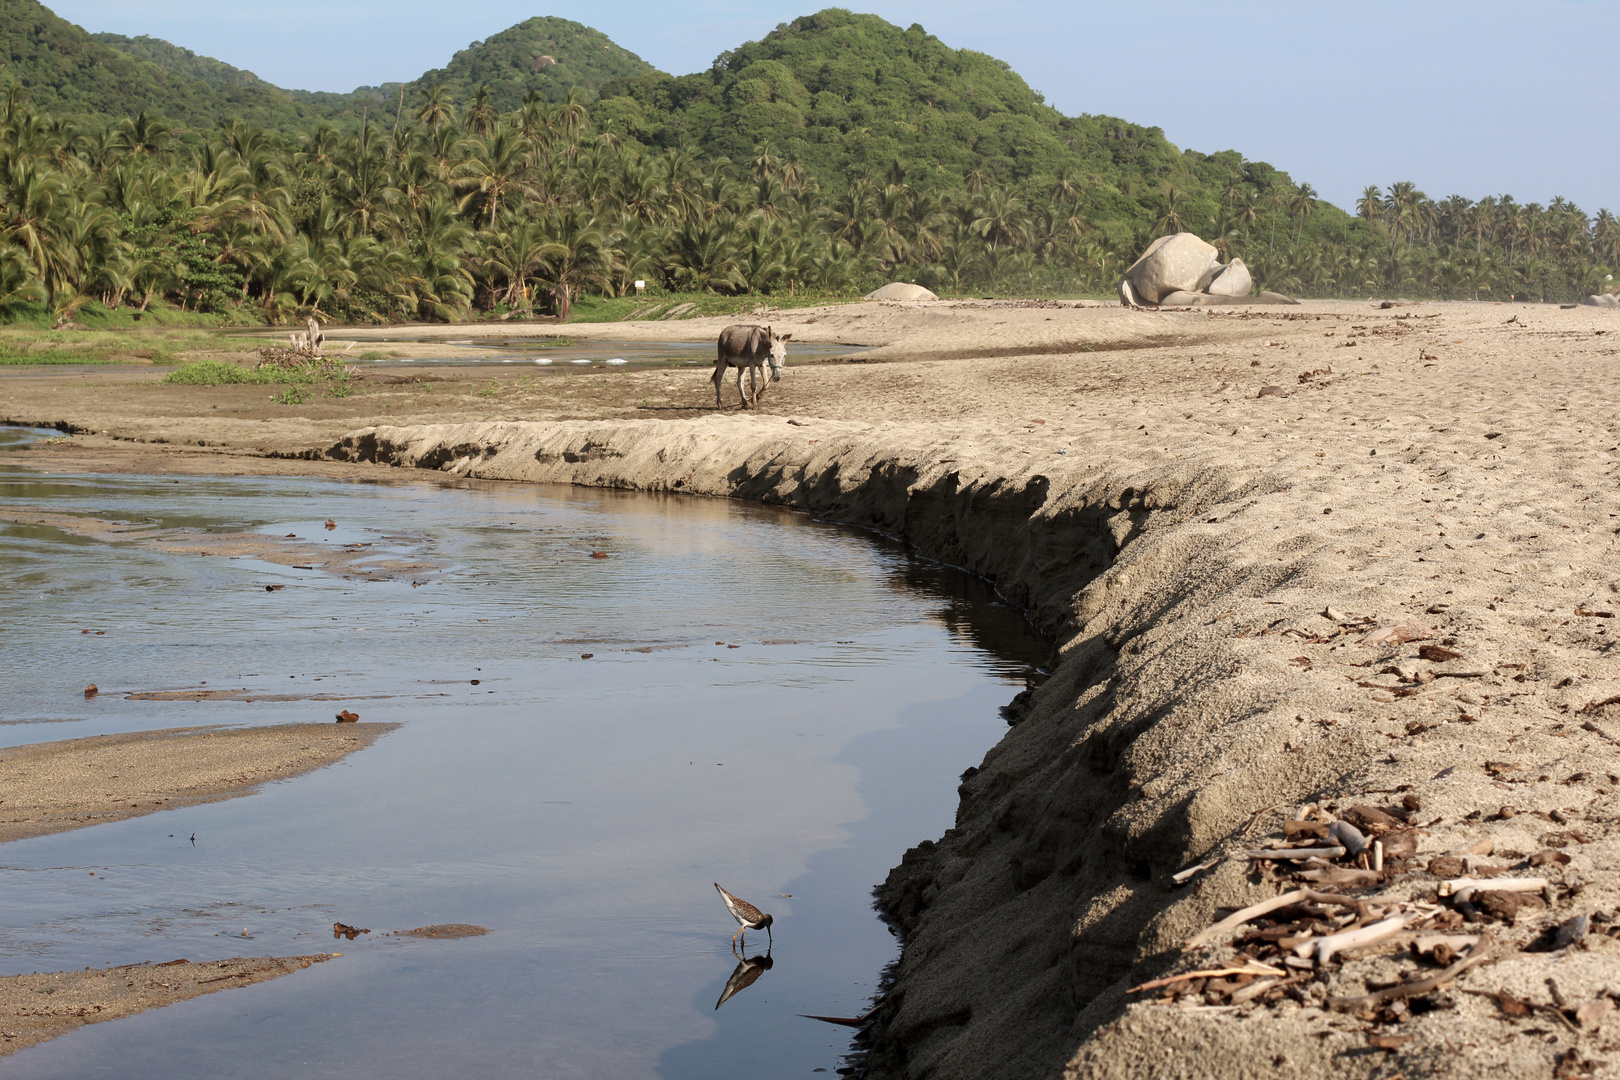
[0,955,337,1058]
[4,297,1620,1078]
[0,723,396,844]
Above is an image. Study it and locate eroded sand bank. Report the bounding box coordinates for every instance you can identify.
[4,298,1619,1078]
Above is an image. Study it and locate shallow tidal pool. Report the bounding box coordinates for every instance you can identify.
[0,447,1045,1079]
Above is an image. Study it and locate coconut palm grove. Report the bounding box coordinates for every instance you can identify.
[0,2,1613,324]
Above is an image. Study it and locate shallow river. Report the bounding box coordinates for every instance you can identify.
[0,431,1045,1079]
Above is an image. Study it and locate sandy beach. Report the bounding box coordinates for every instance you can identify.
[4,296,1619,1077]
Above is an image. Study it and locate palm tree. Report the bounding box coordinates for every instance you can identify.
[483,217,553,308]
[1265,186,1289,252]
[456,130,536,226]
[533,209,614,317]
[1048,165,1084,208]
[972,189,1028,252]
[0,160,68,302]
[119,112,170,157]
[663,219,745,293]
[464,86,499,138]
[1356,185,1383,225]
[556,90,590,145]
[1155,184,1186,236]
[415,86,456,133]
[1236,198,1260,248]
[1290,182,1317,253]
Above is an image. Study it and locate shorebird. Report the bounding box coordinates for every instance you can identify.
[714,882,773,950]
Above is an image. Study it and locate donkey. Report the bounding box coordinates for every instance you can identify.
[712,324,791,408]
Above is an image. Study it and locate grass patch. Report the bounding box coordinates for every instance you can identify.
[0,324,256,366]
[163,360,281,385]
[0,352,115,365]
[163,358,354,405]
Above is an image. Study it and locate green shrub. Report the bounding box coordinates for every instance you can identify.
[162,360,271,385]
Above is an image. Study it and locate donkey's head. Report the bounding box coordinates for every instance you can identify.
[766,328,792,381]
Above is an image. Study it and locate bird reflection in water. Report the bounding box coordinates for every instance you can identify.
[715,949,774,1010]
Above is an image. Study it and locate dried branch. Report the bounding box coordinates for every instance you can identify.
[1326,937,1497,1012]
[1127,962,1286,994]
[1186,889,1363,949]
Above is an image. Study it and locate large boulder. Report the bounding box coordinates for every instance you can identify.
[866,282,938,301]
[1581,293,1619,308]
[1205,257,1253,297]
[1118,233,1220,305]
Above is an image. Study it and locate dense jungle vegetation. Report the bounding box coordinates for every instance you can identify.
[0,5,1610,325]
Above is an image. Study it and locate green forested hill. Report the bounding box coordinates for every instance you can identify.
[89,32,271,91]
[11,6,654,132]
[0,0,326,130]
[592,9,1298,243]
[395,17,657,111]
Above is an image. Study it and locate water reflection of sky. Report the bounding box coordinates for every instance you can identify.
[0,458,1046,1080]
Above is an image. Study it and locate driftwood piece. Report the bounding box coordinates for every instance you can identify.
[1439,876,1548,899]
[1171,858,1221,884]
[1127,962,1286,994]
[1327,937,1497,1012]
[284,316,325,359]
[1228,976,1291,1003]
[1240,845,1347,862]
[1298,913,1412,965]
[1186,889,1362,949]
[1297,864,1382,887]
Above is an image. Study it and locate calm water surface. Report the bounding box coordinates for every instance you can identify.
[0,435,1044,1079]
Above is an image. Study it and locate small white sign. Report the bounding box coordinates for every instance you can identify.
[634,280,646,289]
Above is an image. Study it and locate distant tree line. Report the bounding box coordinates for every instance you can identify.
[0,85,1611,324]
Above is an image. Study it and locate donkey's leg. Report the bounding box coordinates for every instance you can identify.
[734,367,747,409]
[711,357,726,407]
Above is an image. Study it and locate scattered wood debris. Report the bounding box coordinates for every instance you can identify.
[1154,793,1613,1043]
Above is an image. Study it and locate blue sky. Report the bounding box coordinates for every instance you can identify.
[45,1,1620,217]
